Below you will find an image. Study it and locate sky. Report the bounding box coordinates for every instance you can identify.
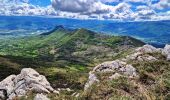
[0,0,170,21]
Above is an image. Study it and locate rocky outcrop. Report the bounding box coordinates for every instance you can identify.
[126,44,161,62]
[84,60,137,90]
[132,44,170,61]
[0,68,58,100]
[92,60,137,77]
[135,44,161,54]
[126,52,158,61]
[84,44,170,91]
[162,44,170,61]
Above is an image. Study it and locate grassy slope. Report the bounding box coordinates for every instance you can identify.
[82,53,170,100]
[0,28,145,98]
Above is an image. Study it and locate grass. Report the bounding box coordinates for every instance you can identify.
[0,28,145,99]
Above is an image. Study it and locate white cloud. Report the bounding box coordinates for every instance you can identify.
[152,0,170,10]
[100,0,119,3]
[0,3,58,16]
[52,0,113,14]
[0,0,170,21]
[0,0,29,3]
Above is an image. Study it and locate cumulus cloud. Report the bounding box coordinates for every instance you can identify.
[100,0,119,3]
[52,0,113,14]
[152,0,170,10]
[0,3,58,16]
[0,0,170,21]
[135,5,156,20]
[0,0,29,3]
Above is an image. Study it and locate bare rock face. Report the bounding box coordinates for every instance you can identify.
[162,44,170,61]
[135,44,160,54]
[126,45,160,62]
[34,93,50,100]
[84,60,137,90]
[126,52,158,62]
[0,68,58,100]
[84,72,99,91]
[84,44,170,91]
[93,60,137,77]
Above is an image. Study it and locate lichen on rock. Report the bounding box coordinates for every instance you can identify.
[0,68,58,100]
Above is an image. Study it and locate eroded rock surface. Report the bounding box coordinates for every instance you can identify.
[93,60,137,77]
[162,44,170,61]
[126,45,160,62]
[84,44,170,91]
[135,44,160,54]
[126,52,158,61]
[84,60,137,90]
[84,72,99,91]
[34,93,50,100]
[0,68,57,100]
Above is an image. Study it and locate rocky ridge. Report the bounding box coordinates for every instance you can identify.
[84,44,170,90]
[0,44,170,99]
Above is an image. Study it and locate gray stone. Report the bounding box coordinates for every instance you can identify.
[136,44,159,54]
[92,60,137,77]
[109,73,121,80]
[85,60,137,90]
[0,68,58,100]
[167,55,170,61]
[0,91,5,100]
[84,72,99,91]
[127,54,157,61]
[0,75,16,96]
[34,93,50,100]
[162,44,170,60]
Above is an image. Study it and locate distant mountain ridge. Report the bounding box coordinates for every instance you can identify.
[0,27,145,79]
[41,25,68,35]
[0,16,169,44]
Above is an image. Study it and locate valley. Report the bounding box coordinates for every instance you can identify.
[0,27,169,100]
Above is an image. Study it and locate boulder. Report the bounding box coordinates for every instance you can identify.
[162,44,170,60]
[34,93,50,100]
[0,68,58,100]
[136,44,160,54]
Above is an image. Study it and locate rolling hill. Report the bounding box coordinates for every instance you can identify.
[0,27,145,92]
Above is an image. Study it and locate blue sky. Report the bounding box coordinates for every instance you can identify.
[29,0,51,6]
[0,0,169,21]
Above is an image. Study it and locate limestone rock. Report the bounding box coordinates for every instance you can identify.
[93,60,137,77]
[126,53,157,61]
[126,45,158,62]
[136,44,160,54]
[34,93,50,100]
[84,44,170,91]
[0,75,16,97]
[84,72,99,91]
[109,73,121,80]
[0,68,58,100]
[162,44,170,60]
[167,55,170,61]
[0,90,6,100]
[85,60,137,90]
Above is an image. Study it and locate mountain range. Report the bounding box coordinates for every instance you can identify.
[0,27,169,100]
